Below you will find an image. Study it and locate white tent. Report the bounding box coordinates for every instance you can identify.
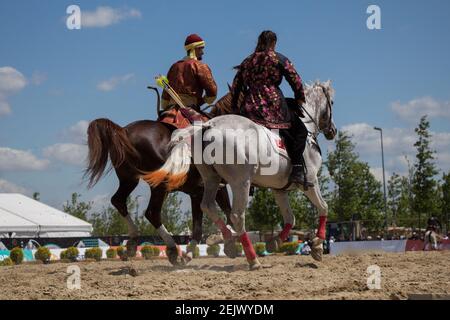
[0,193,92,238]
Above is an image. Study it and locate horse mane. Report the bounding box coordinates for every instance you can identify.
[210,91,245,116]
[304,80,334,110]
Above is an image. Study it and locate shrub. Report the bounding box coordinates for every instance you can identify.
[84,247,103,261]
[140,246,160,259]
[278,242,299,255]
[35,247,51,263]
[0,257,13,266]
[235,242,243,257]
[187,243,200,258]
[206,244,221,257]
[106,248,117,259]
[255,243,267,256]
[60,247,79,262]
[10,247,24,265]
[116,246,126,258]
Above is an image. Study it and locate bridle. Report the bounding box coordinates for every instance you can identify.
[301,84,334,137]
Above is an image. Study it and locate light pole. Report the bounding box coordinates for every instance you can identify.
[374,127,388,236]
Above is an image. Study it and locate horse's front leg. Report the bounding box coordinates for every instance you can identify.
[145,186,185,266]
[303,182,328,262]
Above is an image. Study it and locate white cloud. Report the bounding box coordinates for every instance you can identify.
[391,96,450,123]
[65,120,89,144]
[0,100,11,116]
[81,7,141,28]
[341,123,415,156]
[89,194,110,214]
[0,179,28,194]
[43,143,88,166]
[369,167,390,184]
[340,122,450,177]
[97,73,134,92]
[0,147,49,171]
[31,71,47,86]
[0,66,27,116]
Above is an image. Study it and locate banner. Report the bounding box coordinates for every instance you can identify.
[330,240,407,255]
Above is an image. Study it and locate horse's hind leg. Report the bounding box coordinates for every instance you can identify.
[215,186,233,226]
[266,190,296,253]
[111,172,139,257]
[228,176,261,270]
[144,186,184,266]
[196,165,237,258]
[189,192,203,244]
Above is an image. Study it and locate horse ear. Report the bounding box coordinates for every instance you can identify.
[227,83,232,92]
[325,80,335,97]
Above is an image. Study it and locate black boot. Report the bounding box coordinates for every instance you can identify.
[290,164,314,188]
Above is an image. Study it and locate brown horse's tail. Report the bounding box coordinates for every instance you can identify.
[84,118,140,188]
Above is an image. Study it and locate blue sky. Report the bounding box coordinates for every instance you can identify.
[1,0,450,212]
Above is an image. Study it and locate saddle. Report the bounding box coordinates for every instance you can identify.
[158,105,210,129]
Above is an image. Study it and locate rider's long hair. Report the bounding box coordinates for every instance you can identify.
[255,30,277,52]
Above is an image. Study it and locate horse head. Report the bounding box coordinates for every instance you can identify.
[305,80,337,140]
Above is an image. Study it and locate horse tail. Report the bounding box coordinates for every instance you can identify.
[84,118,140,188]
[141,126,197,191]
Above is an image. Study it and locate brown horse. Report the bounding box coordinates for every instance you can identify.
[84,92,234,265]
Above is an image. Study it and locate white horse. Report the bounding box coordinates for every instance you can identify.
[424,230,443,251]
[143,81,337,270]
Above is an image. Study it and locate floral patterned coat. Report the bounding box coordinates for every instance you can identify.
[231,50,305,129]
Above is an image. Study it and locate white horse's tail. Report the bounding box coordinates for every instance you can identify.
[141,127,195,191]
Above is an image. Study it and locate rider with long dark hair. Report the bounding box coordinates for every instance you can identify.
[231,30,312,186]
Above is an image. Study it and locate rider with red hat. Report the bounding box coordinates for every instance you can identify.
[161,34,218,111]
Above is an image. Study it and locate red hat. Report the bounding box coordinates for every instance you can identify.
[184,34,205,51]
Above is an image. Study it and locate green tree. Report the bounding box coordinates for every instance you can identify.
[441,172,450,233]
[326,131,384,231]
[247,188,281,235]
[63,193,91,221]
[388,172,412,226]
[89,211,108,236]
[32,192,40,201]
[160,192,186,235]
[411,116,441,228]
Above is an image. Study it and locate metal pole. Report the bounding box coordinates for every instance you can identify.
[374,127,388,237]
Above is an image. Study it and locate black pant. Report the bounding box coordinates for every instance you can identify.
[280,109,308,166]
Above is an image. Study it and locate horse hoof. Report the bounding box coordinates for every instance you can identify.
[126,238,138,258]
[166,247,182,266]
[266,236,282,253]
[224,239,237,259]
[182,251,193,264]
[248,258,262,271]
[311,237,323,262]
[206,234,224,246]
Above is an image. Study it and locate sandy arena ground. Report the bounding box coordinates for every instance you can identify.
[1,251,449,300]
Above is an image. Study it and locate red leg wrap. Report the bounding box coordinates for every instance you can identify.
[279,223,293,241]
[317,216,327,240]
[214,219,232,240]
[240,232,257,261]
